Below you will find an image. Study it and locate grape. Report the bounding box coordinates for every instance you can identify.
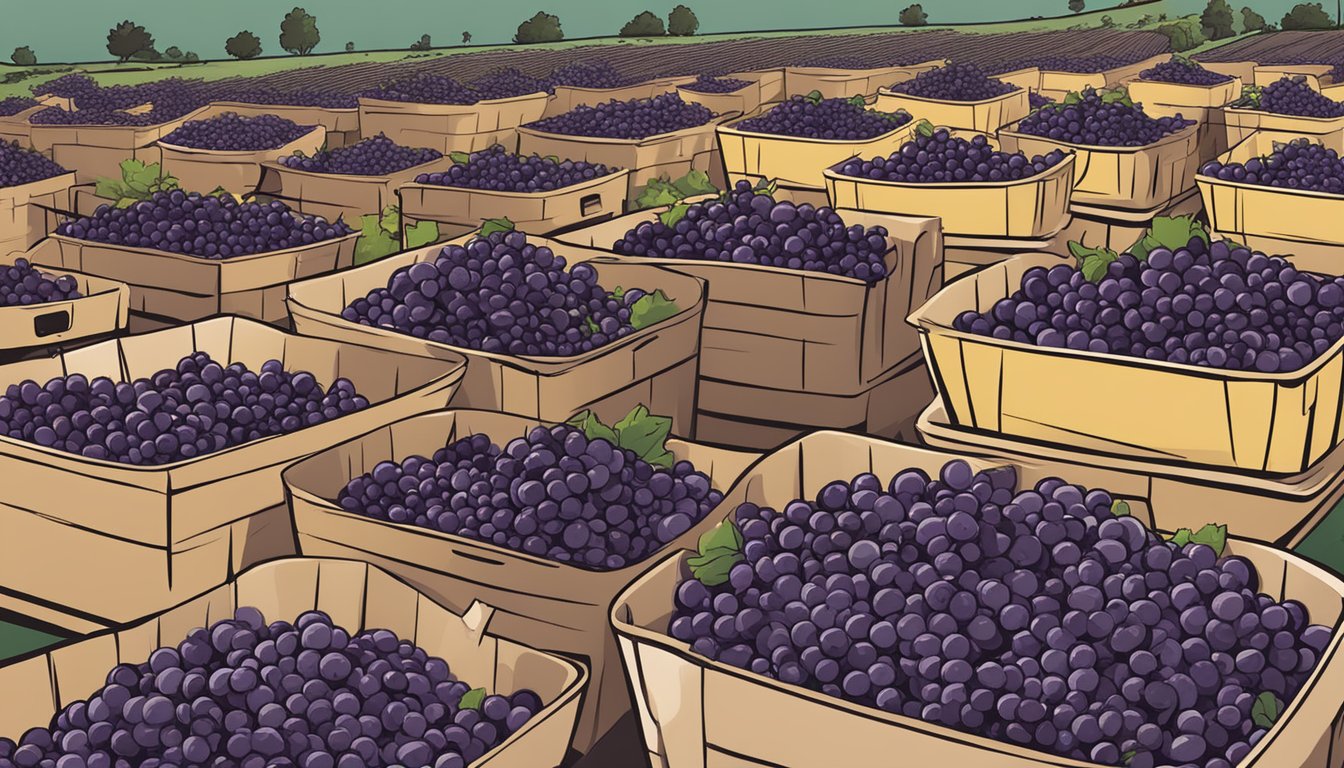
[340,229,649,356]
[1138,59,1234,86]
[990,55,1138,74]
[362,74,482,105]
[670,460,1333,768]
[790,55,937,69]
[682,75,752,94]
[56,191,353,258]
[547,60,635,89]
[734,95,912,140]
[525,93,713,140]
[468,68,552,100]
[280,134,443,176]
[611,180,889,281]
[0,97,39,117]
[836,129,1067,183]
[0,139,68,188]
[1015,87,1195,146]
[161,112,317,151]
[1028,92,1055,110]
[214,87,361,109]
[30,78,214,127]
[0,608,541,768]
[1257,76,1344,118]
[0,352,369,464]
[0,258,82,306]
[886,62,1019,102]
[338,424,723,569]
[1200,137,1344,195]
[953,237,1344,373]
[413,144,615,192]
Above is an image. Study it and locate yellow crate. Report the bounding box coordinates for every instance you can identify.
[1254,63,1334,91]
[1200,60,1258,83]
[1198,129,1344,273]
[997,121,1200,211]
[908,251,1344,474]
[717,113,915,193]
[783,60,945,100]
[824,145,1074,239]
[1126,77,1242,114]
[994,67,1041,93]
[676,78,764,117]
[1222,106,1344,146]
[1036,54,1168,100]
[872,87,1030,133]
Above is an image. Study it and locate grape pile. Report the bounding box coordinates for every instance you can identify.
[547,61,635,89]
[991,55,1135,74]
[886,63,1019,102]
[792,56,881,69]
[671,460,1333,768]
[0,97,38,117]
[161,112,317,151]
[29,77,213,127]
[1138,59,1235,86]
[1016,88,1195,147]
[1200,137,1344,195]
[611,180,890,281]
[339,424,723,570]
[0,139,68,188]
[0,258,82,307]
[468,68,552,100]
[1256,76,1344,118]
[0,608,541,768]
[341,230,650,356]
[363,74,482,105]
[280,134,443,176]
[217,88,361,110]
[0,352,369,464]
[525,93,714,139]
[413,144,615,192]
[1029,92,1055,110]
[735,96,912,140]
[56,192,353,259]
[682,75,752,94]
[954,238,1344,373]
[836,129,1067,183]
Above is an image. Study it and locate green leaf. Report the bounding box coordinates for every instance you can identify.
[1188,523,1228,556]
[1063,90,1083,105]
[848,94,867,107]
[914,119,936,137]
[1068,240,1120,283]
[566,409,620,446]
[114,196,141,209]
[634,178,684,210]
[1100,87,1133,107]
[753,178,778,197]
[1111,500,1131,518]
[658,202,691,228]
[479,217,515,238]
[377,206,401,237]
[1168,528,1194,548]
[1251,692,1283,730]
[805,89,823,104]
[630,289,680,330]
[1121,750,1137,766]
[584,316,600,335]
[544,155,560,163]
[94,177,128,201]
[671,169,717,197]
[614,405,675,468]
[687,518,744,586]
[1149,214,1209,249]
[404,219,439,250]
[448,151,471,165]
[612,285,626,300]
[354,212,399,266]
[459,688,486,711]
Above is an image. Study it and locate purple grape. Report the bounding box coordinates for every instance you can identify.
[0,140,67,187]
[214,87,360,109]
[1257,76,1344,118]
[1016,87,1195,146]
[362,74,482,105]
[547,60,635,89]
[413,144,614,191]
[0,97,39,117]
[1028,92,1055,110]
[280,134,443,176]
[468,68,551,100]
[1139,59,1235,86]
[0,258,82,306]
[735,95,911,140]
[526,93,713,140]
[161,112,316,151]
[837,129,1066,183]
[990,55,1138,74]
[886,62,1019,102]
[682,75,752,94]
[1200,137,1344,195]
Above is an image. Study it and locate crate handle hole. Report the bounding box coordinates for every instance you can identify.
[34,310,71,338]
[580,194,603,216]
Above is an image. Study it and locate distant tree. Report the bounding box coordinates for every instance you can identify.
[410,34,432,50]
[10,47,36,67]
[515,12,564,43]
[1281,2,1334,28]
[1241,6,1268,30]
[226,30,262,60]
[107,20,155,63]
[164,46,184,60]
[668,5,700,35]
[130,48,163,62]
[280,7,321,55]
[899,4,928,25]
[462,31,473,44]
[620,11,666,36]
[1069,0,1085,12]
[345,41,355,52]
[1201,0,1236,37]
[1155,18,1206,50]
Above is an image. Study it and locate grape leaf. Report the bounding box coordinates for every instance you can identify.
[848,94,867,108]
[1251,692,1282,730]
[630,289,679,330]
[377,205,401,237]
[614,405,675,468]
[671,169,717,197]
[114,197,141,209]
[354,213,399,266]
[1099,87,1133,107]
[611,285,625,300]
[1069,240,1120,283]
[1165,523,1227,555]
[1063,90,1083,105]
[658,202,691,228]
[583,316,600,335]
[635,178,682,210]
[688,519,744,586]
[1111,500,1131,518]
[914,119,936,137]
[753,178,778,197]
[459,688,486,711]
[95,177,129,201]
[805,89,824,104]
[448,151,470,164]
[479,217,515,238]
[405,219,439,250]
[566,409,620,446]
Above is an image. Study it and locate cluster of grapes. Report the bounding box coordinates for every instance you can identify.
[955,238,1344,373]
[836,129,1067,183]
[1200,137,1344,195]
[0,97,38,117]
[1256,76,1344,117]
[1138,59,1235,86]
[0,139,68,188]
[547,60,635,89]
[280,134,443,176]
[1016,88,1195,147]
[735,95,912,140]
[0,608,541,768]
[887,63,1019,102]
[468,68,553,100]
[363,74,483,105]
[29,77,214,127]
[339,424,723,570]
[161,112,317,151]
[1028,92,1055,110]
[413,144,614,192]
[611,180,890,281]
[990,55,1136,74]
[57,192,353,259]
[215,87,362,110]
[681,75,752,94]
[526,92,714,139]
[0,258,82,307]
[0,352,369,464]
[31,73,97,100]
[671,460,1333,768]
[342,230,647,356]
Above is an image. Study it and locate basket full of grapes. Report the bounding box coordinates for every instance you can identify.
[783,57,945,101]
[1252,63,1335,90]
[611,432,1344,768]
[0,97,48,144]
[284,407,760,749]
[874,62,1032,134]
[824,123,1075,240]
[0,557,587,768]
[1223,76,1344,145]
[358,72,552,155]
[156,112,327,197]
[1127,58,1242,113]
[676,74,765,116]
[995,54,1167,99]
[0,256,129,353]
[0,140,76,256]
[998,87,1201,211]
[0,316,466,620]
[197,97,360,139]
[544,61,694,116]
[287,227,705,427]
